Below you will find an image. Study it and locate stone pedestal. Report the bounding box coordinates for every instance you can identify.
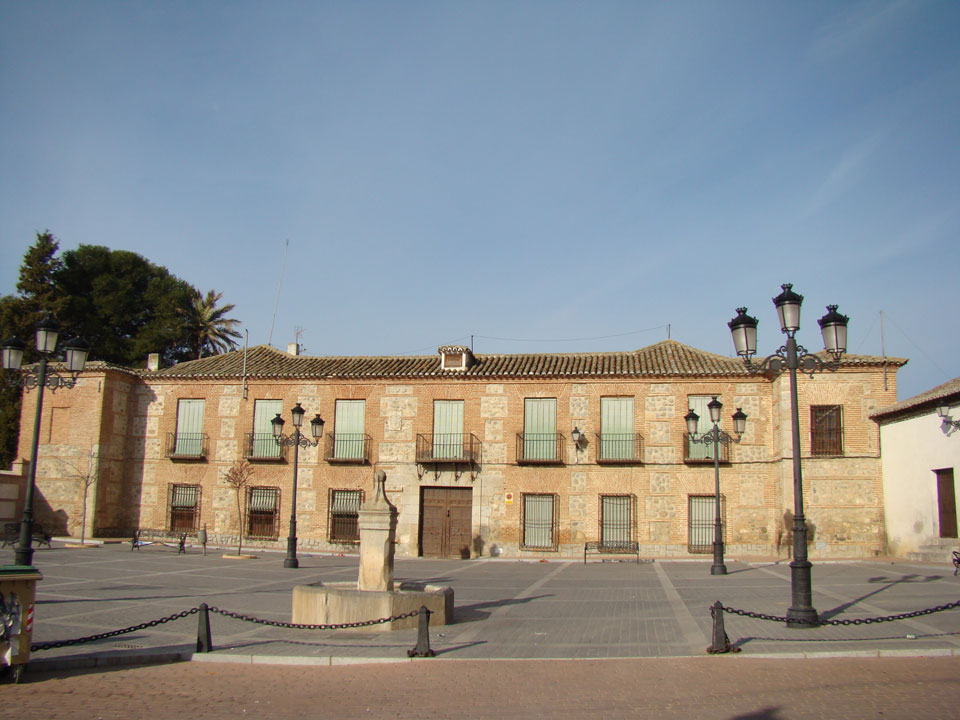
[291,470,455,631]
[357,471,397,592]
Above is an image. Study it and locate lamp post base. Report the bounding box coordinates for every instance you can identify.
[786,607,819,628]
[711,540,727,575]
[284,534,299,568]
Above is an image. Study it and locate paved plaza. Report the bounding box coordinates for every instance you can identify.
[5,542,960,667]
[5,543,960,717]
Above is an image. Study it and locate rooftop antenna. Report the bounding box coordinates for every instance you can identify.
[880,310,888,391]
[295,326,306,355]
[268,239,289,347]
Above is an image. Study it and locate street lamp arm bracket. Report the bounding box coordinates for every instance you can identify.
[15,367,80,393]
[744,344,840,379]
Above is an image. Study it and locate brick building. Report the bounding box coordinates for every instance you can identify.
[12,340,903,559]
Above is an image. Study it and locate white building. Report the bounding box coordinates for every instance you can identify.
[872,377,960,561]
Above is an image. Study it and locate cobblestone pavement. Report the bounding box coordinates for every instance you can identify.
[6,656,960,719]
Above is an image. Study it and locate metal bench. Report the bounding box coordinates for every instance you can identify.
[584,540,640,564]
[953,550,959,576]
[131,529,190,554]
[1,521,52,549]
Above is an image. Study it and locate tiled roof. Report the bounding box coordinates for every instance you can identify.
[871,376,960,422]
[142,340,903,381]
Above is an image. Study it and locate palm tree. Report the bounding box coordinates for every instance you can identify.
[186,289,243,359]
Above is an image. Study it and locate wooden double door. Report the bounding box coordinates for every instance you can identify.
[419,486,473,558]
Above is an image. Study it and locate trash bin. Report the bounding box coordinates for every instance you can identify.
[1,565,42,684]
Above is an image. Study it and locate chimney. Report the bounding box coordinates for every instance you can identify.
[147,353,160,371]
[286,342,300,356]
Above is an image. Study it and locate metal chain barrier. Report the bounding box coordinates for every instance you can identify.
[720,599,960,626]
[30,605,427,652]
[31,608,200,651]
[207,606,423,631]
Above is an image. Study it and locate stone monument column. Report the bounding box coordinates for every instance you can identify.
[357,470,398,592]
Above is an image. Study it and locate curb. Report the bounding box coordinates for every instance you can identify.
[19,645,960,674]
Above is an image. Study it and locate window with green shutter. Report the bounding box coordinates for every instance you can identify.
[600,397,635,461]
[522,398,558,462]
[174,399,205,457]
[433,400,464,459]
[333,400,366,460]
[251,400,283,459]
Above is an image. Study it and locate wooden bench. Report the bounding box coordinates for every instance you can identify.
[1,522,52,549]
[131,529,191,554]
[584,540,640,564]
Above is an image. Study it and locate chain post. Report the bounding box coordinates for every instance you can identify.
[706,601,739,654]
[407,606,435,658]
[196,603,213,653]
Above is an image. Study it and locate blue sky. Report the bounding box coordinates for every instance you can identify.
[1,1,957,401]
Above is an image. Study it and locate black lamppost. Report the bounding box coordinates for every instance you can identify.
[2,316,91,567]
[271,403,324,569]
[728,284,849,628]
[684,397,747,576]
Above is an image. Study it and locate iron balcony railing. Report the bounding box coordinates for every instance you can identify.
[165,433,208,460]
[416,433,481,464]
[243,433,287,462]
[595,433,644,464]
[682,433,731,464]
[516,433,564,465]
[324,433,371,464]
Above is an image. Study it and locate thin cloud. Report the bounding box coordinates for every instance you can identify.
[801,129,887,219]
[807,0,915,63]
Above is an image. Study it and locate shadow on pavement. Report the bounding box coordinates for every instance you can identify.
[453,594,553,623]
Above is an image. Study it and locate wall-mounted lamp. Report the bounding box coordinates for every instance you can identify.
[937,404,960,433]
[571,427,587,451]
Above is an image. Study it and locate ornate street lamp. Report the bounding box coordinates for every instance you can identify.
[272,403,324,568]
[728,284,849,628]
[685,398,747,575]
[2,316,91,567]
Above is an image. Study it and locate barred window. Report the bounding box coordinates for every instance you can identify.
[521,493,558,550]
[329,489,364,543]
[169,484,201,532]
[688,494,724,554]
[247,486,280,538]
[811,405,843,456]
[600,494,634,545]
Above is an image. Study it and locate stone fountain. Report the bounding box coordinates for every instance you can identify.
[291,470,454,630]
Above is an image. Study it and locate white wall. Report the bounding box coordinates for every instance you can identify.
[880,412,960,556]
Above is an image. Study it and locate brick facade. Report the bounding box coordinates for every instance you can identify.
[14,341,902,558]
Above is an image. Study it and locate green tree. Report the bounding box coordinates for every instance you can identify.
[55,245,196,366]
[185,289,242,359]
[1,234,245,467]
[0,232,70,468]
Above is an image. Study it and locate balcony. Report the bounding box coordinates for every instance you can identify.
[416,433,481,464]
[683,433,730,464]
[516,433,564,465]
[243,433,287,462]
[324,433,372,464]
[165,432,208,461]
[595,433,644,464]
